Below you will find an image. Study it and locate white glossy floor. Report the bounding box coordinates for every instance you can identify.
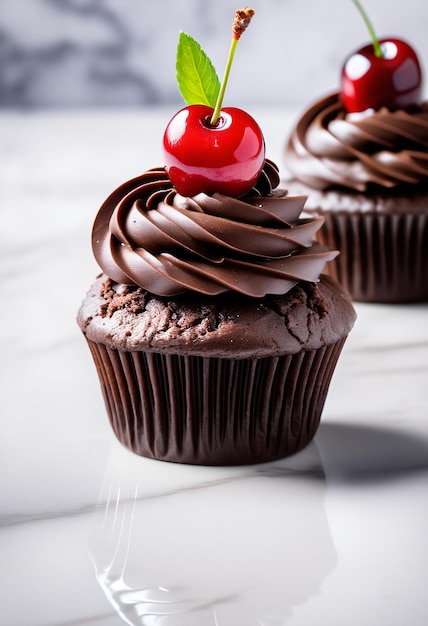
[1,108,427,626]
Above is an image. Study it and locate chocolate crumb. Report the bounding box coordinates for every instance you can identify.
[99,279,149,318]
[303,282,329,318]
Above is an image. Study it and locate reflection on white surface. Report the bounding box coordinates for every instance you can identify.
[90,445,336,625]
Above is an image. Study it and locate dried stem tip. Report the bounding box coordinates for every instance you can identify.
[232,7,255,40]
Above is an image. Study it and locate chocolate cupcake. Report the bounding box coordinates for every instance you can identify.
[285,93,428,303]
[77,162,355,465]
[78,9,356,464]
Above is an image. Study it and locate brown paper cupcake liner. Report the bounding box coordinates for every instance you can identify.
[86,338,347,465]
[316,212,428,303]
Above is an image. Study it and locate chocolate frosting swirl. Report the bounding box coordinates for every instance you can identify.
[285,92,428,191]
[92,160,336,297]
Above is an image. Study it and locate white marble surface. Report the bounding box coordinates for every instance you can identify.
[1,108,428,626]
[0,0,427,108]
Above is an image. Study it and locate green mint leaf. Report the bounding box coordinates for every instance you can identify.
[176,32,220,107]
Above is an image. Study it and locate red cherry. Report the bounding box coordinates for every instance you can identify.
[163,104,265,198]
[341,38,422,113]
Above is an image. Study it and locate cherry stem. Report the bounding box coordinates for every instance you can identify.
[210,7,255,126]
[352,0,383,58]
[210,38,238,126]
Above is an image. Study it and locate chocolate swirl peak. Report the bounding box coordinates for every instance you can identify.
[285,92,428,191]
[92,160,336,297]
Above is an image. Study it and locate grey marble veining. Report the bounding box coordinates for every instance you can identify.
[0,0,427,109]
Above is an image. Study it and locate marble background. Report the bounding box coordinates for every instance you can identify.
[0,0,427,109]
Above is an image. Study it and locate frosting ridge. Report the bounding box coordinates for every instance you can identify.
[92,161,336,297]
[285,92,428,191]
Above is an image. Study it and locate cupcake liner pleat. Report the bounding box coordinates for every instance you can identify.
[318,212,428,303]
[86,339,347,465]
